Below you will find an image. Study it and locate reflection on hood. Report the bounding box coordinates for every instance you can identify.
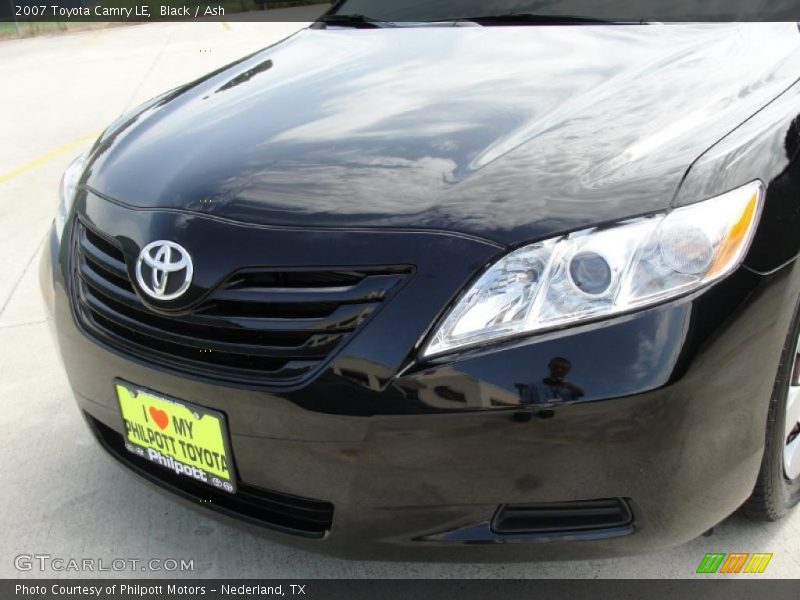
[86,24,800,244]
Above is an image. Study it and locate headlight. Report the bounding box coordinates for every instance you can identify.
[423,181,763,357]
[55,153,87,243]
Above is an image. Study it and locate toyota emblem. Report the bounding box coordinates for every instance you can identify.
[135,241,193,301]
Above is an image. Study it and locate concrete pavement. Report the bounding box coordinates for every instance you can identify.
[1,13,799,578]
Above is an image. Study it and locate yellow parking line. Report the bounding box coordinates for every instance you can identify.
[0,131,101,185]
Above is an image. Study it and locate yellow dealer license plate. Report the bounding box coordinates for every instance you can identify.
[115,381,236,494]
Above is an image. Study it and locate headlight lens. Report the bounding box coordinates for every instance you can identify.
[55,153,87,243]
[423,181,763,357]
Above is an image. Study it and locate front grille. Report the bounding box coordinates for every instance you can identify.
[86,414,334,537]
[71,221,409,386]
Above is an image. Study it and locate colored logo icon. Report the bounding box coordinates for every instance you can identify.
[696,552,773,574]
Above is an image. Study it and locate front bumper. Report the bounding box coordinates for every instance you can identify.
[41,214,800,560]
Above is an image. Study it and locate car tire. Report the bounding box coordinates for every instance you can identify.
[743,298,800,520]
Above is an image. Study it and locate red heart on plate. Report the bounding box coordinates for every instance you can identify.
[149,406,169,430]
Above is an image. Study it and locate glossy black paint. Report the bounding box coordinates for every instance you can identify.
[84,24,800,245]
[41,239,800,557]
[677,82,800,273]
[41,22,800,557]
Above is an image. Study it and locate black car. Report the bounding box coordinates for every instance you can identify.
[41,1,800,560]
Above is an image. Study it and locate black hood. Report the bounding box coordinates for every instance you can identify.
[85,23,800,245]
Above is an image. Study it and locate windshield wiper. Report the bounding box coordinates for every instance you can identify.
[317,14,390,29]
[442,14,641,26]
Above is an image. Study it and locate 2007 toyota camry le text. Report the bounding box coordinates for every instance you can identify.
[40,1,800,560]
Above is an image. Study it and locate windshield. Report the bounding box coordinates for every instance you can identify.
[326,0,799,23]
